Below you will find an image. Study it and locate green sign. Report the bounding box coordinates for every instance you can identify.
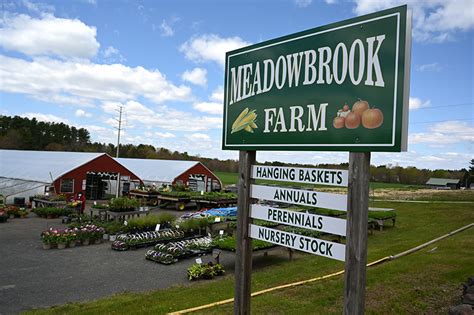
[222,5,411,152]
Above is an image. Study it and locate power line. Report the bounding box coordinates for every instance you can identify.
[114,106,123,158]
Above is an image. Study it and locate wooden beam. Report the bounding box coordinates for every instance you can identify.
[344,152,371,315]
[234,151,256,315]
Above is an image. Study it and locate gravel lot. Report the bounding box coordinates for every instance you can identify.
[0,210,238,314]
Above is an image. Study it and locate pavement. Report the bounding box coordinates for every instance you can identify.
[0,209,241,315]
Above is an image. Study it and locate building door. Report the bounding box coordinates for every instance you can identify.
[86,172,117,200]
[197,180,205,192]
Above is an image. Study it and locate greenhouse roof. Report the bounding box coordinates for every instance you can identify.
[115,158,199,183]
[0,150,105,183]
[426,178,460,186]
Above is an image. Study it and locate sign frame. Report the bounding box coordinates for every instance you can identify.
[223,5,411,152]
[250,224,345,261]
[250,204,347,236]
[251,184,347,211]
[251,165,348,187]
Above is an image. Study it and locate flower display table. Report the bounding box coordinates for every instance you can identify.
[106,208,151,222]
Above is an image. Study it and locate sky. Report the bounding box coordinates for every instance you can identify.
[0,0,473,170]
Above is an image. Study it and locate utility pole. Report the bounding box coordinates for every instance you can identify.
[115,106,123,158]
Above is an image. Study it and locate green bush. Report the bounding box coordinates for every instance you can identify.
[212,235,273,251]
[91,203,108,209]
[156,213,176,226]
[101,221,125,235]
[187,262,225,281]
[178,217,210,234]
[124,215,161,233]
[108,197,139,212]
[33,207,71,218]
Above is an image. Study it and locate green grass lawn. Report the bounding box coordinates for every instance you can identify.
[26,201,473,315]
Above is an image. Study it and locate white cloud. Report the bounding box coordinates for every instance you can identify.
[188,133,211,141]
[409,121,474,145]
[193,102,222,115]
[352,0,474,43]
[210,86,224,103]
[0,13,99,59]
[0,55,192,106]
[75,109,92,118]
[101,100,221,132]
[180,34,250,66]
[416,62,442,72]
[409,97,431,110]
[155,132,176,138]
[160,19,174,37]
[103,46,126,63]
[81,124,116,143]
[295,0,312,7]
[21,112,69,124]
[181,68,207,86]
[192,86,224,115]
[20,0,55,14]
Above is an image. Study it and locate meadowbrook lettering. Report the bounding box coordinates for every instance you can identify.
[229,35,386,106]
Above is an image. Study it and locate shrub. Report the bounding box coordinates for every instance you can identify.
[178,217,210,235]
[124,215,160,233]
[0,209,8,223]
[187,262,225,281]
[91,203,108,210]
[108,197,139,212]
[102,221,125,235]
[157,213,176,226]
[33,207,71,218]
[212,235,273,251]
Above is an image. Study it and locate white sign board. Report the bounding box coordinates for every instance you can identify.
[250,204,346,236]
[251,165,348,187]
[251,184,347,211]
[250,224,345,261]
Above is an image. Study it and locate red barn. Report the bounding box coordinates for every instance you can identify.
[0,150,141,201]
[0,150,223,203]
[116,158,222,192]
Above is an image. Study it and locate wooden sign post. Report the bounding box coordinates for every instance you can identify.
[344,152,371,314]
[223,5,411,315]
[234,151,255,314]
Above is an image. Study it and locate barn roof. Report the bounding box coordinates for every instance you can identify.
[115,158,200,183]
[426,177,460,186]
[0,149,105,183]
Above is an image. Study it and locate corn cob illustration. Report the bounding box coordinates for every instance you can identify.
[231,108,258,134]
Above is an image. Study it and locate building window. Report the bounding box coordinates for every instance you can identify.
[60,178,74,193]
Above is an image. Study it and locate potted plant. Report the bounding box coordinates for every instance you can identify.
[80,227,90,245]
[40,230,53,249]
[67,231,78,248]
[56,232,68,249]
[0,209,8,223]
[18,209,28,218]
